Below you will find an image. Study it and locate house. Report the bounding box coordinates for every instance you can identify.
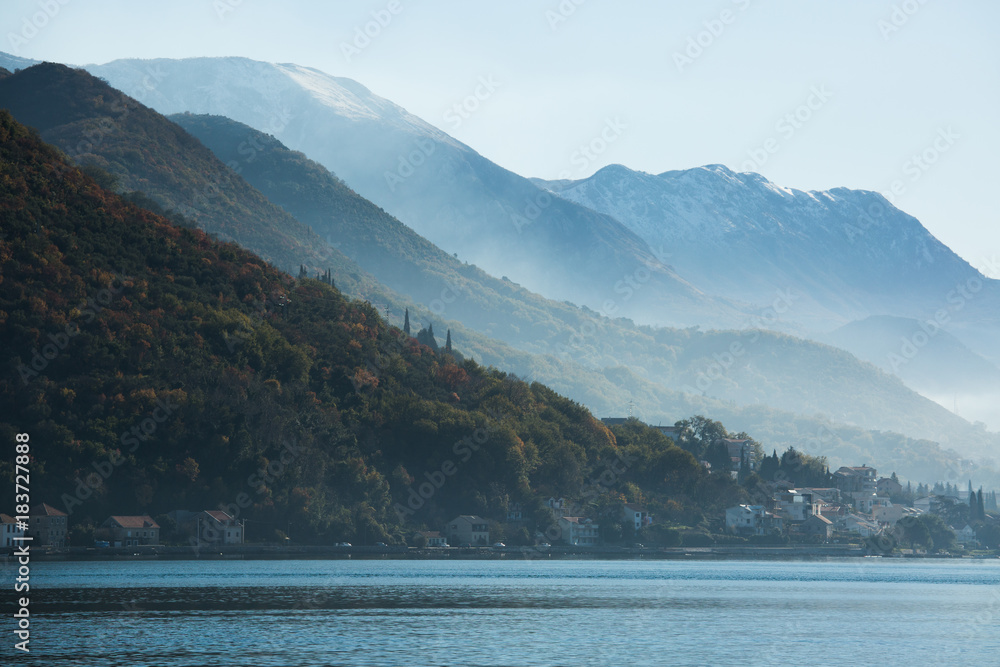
[771,489,817,523]
[725,505,783,536]
[817,502,847,520]
[168,509,243,544]
[445,515,489,546]
[877,477,903,497]
[194,510,243,545]
[1,514,26,548]
[100,515,160,547]
[913,496,933,513]
[545,497,568,518]
[801,514,833,539]
[623,504,652,531]
[801,488,842,504]
[414,530,448,547]
[28,503,68,547]
[506,502,524,522]
[723,438,754,474]
[558,516,600,545]
[653,425,683,443]
[874,505,908,525]
[833,466,878,494]
[955,525,978,546]
[838,514,880,538]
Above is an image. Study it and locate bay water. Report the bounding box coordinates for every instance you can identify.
[7,558,999,666]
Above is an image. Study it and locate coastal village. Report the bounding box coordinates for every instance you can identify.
[4,420,996,554]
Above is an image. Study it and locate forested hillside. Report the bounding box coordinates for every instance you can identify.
[0,62,348,277]
[0,110,739,544]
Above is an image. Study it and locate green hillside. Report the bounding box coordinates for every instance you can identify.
[1,64,993,488]
[168,114,999,470]
[0,62,349,278]
[0,110,745,544]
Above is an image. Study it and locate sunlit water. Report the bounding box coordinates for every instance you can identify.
[4,558,999,666]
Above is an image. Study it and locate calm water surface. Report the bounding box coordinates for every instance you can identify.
[4,558,999,666]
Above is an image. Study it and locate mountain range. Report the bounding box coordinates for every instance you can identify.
[538,163,1000,363]
[81,56,742,330]
[0,53,996,483]
[3,105,746,543]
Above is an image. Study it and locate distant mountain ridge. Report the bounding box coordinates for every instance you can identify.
[163,112,997,458]
[539,163,1000,362]
[0,62,352,279]
[84,55,743,329]
[2,53,996,480]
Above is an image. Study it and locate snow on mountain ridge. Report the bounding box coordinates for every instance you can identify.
[548,161,987,329]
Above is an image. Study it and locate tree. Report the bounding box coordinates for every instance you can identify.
[705,441,731,474]
[896,515,932,550]
[416,324,438,351]
[403,308,410,336]
[674,416,727,459]
[758,450,780,482]
[920,513,956,552]
[445,328,452,354]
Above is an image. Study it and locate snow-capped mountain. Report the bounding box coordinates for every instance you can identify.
[82,56,742,329]
[539,164,1000,359]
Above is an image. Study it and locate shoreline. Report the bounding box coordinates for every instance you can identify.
[8,544,996,561]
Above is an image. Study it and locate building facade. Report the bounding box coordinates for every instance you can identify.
[623,504,652,531]
[445,515,489,546]
[101,515,160,547]
[558,517,600,545]
[194,510,243,545]
[1,513,26,548]
[28,503,68,547]
[725,505,783,536]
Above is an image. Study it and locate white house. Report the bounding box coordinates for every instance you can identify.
[623,504,652,531]
[1,514,26,548]
[445,515,490,546]
[838,514,880,538]
[414,530,448,547]
[195,510,243,545]
[725,505,783,536]
[558,517,599,546]
[955,525,978,546]
[772,490,818,523]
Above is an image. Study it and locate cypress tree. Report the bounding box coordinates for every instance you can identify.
[403,308,410,336]
[445,328,452,353]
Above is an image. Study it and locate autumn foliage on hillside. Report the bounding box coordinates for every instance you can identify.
[0,111,734,544]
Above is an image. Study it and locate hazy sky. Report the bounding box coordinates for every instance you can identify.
[4,0,998,277]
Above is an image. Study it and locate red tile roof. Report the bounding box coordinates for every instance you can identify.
[31,503,67,517]
[108,515,159,529]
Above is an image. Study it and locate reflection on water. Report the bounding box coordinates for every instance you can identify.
[9,559,1000,667]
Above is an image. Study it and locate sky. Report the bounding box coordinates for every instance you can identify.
[3,0,998,277]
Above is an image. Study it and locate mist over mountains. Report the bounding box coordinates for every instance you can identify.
[1,51,996,483]
[82,56,742,330]
[539,163,1000,350]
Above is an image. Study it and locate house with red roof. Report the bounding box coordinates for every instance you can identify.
[194,510,243,545]
[29,503,68,547]
[100,515,160,547]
